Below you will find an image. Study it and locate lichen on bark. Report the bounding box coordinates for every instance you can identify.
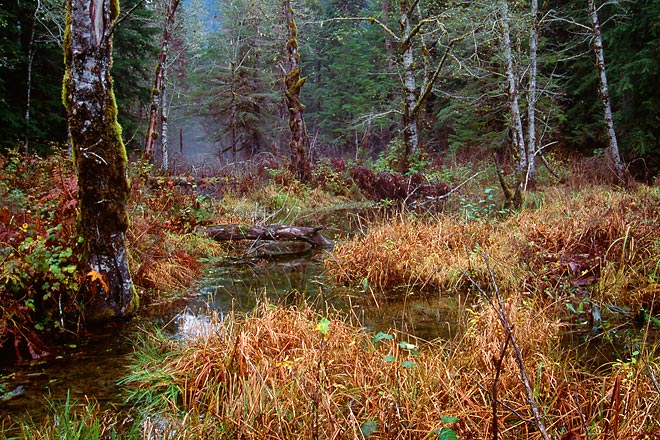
[63,0,137,322]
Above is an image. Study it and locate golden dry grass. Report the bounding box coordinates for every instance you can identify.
[126,301,660,439]
[326,184,660,309]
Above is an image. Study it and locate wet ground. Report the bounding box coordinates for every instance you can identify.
[0,207,462,432]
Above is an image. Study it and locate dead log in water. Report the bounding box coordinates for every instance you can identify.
[197,224,333,248]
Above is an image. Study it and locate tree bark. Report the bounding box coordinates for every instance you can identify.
[526,0,539,184]
[198,224,333,248]
[399,0,420,173]
[144,0,180,165]
[63,0,137,321]
[501,0,525,207]
[587,0,626,182]
[24,2,38,154]
[283,0,310,182]
[161,80,170,171]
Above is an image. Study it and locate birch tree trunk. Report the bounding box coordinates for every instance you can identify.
[526,0,539,184]
[161,80,169,171]
[587,0,626,181]
[283,0,310,182]
[63,0,137,321]
[144,0,180,165]
[501,0,525,207]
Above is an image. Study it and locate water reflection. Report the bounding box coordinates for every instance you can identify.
[0,211,459,429]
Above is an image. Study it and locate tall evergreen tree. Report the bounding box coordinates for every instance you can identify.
[0,0,66,152]
[604,0,660,175]
[301,0,397,155]
[113,0,160,151]
[187,0,281,160]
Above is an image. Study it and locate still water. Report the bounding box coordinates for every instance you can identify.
[0,210,460,431]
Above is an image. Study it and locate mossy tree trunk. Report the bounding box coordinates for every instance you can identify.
[399,0,420,174]
[283,0,310,182]
[63,0,137,322]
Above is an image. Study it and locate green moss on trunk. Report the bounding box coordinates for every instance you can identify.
[63,0,137,323]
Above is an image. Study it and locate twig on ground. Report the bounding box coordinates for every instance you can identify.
[464,254,552,440]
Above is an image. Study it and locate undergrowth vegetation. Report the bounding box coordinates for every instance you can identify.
[2,146,660,438]
[327,184,660,309]
[119,299,660,439]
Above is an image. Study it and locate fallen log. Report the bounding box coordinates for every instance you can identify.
[197,224,333,248]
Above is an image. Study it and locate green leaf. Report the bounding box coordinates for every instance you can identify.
[441,415,458,424]
[436,427,457,440]
[360,421,377,437]
[315,317,330,336]
[401,361,416,368]
[372,331,393,344]
[384,355,395,363]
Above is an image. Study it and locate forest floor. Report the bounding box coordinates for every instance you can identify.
[1,147,660,439]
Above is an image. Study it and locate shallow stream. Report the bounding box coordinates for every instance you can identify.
[0,207,461,431]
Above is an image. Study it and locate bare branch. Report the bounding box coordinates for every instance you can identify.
[464,255,552,440]
[413,37,461,116]
[110,0,147,36]
[316,17,399,42]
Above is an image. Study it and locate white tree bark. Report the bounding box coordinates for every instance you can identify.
[501,1,526,195]
[587,0,626,180]
[161,79,169,171]
[144,0,180,165]
[526,0,539,184]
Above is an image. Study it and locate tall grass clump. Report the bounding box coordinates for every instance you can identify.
[327,184,660,310]
[322,183,660,438]
[325,214,525,295]
[123,300,660,439]
[122,303,472,438]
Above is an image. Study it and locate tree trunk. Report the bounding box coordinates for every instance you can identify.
[283,0,310,182]
[161,79,169,171]
[399,0,420,173]
[526,0,539,184]
[24,3,38,154]
[198,224,333,248]
[501,0,525,207]
[587,0,626,182]
[63,0,137,321]
[229,61,238,159]
[144,0,180,164]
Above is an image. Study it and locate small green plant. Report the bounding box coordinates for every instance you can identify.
[459,187,508,221]
[374,139,430,175]
[10,391,138,440]
[180,194,216,230]
[433,415,459,439]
